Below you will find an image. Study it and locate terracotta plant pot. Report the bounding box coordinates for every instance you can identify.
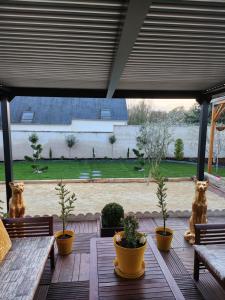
[155,226,173,251]
[55,230,75,256]
[113,231,147,279]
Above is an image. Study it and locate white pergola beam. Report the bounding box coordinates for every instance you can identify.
[106,0,152,98]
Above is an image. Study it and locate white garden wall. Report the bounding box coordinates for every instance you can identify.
[0,124,224,160]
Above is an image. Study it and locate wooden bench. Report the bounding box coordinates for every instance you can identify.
[0,217,55,300]
[194,223,225,289]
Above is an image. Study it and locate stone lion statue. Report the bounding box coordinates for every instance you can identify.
[9,182,25,218]
[184,180,208,245]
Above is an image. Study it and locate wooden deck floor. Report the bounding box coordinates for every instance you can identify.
[34,217,225,300]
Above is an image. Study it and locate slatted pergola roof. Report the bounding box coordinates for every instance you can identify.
[1,0,225,99]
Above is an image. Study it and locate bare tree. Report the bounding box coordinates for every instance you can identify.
[167,106,186,124]
[128,100,152,125]
[136,119,173,178]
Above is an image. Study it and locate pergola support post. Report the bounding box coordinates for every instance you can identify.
[1,96,13,211]
[197,99,209,181]
[208,105,216,173]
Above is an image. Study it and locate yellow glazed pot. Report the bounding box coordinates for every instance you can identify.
[55,230,75,256]
[113,231,147,279]
[155,226,173,251]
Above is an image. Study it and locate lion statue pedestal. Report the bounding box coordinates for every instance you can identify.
[9,182,25,218]
[184,180,208,245]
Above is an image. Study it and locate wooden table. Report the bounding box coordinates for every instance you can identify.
[90,236,185,300]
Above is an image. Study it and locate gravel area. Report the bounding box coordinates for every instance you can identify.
[0,181,224,216]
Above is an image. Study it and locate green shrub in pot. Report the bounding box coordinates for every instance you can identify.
[101,203,124,237]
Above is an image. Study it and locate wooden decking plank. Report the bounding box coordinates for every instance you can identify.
[160,249,188,275]
[99,293,175,300]
[139,218,157,233]
[99,278,167,287]
[51,256,63,283]
[79,253,90,281]
[99,283,171,293]
[154,218,188,231]
[195,273,225,300]
[96,219,101,236]
[172,230,191,249]
[90,238,99,300]
[46,281,89,300]
[72,253,81,281]
[173,274,204,300]
[74,233,97,253]
[208,217,225,224]
[58,254,76,282]
[40,260,53,285]
[79,222,86,233]
[147,236,185,300]
[174,247,196,274]
[34,285,49,300]
[84,221,90,233]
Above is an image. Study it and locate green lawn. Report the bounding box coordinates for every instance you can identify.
[0,160,224,180]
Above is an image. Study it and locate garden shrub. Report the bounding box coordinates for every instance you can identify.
[102,202,124,228]
[127,148,130,159]
[92,147,95,159]
[174,138,184,161]
[24,133,48,173]
[49,148,53,160]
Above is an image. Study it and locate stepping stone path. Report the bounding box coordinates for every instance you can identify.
[79,170,102,179]
[79,172,90,179]
[92,170,102,178]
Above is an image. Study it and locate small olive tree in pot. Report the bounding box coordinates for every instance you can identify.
[154,171,173,251]
[54,181,77,255]
[101,203,124,237]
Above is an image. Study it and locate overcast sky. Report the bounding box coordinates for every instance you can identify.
[126,98,196,112]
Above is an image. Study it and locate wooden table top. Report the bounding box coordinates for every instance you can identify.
[90,235,185,300]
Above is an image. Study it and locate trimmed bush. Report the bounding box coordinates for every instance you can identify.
[102,202,124,228]
[127,148,130,159]
[174,138,184,161]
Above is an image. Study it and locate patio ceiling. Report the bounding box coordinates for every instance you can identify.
[1,0,225,98]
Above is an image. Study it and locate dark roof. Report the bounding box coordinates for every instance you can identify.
[0,97,128,126]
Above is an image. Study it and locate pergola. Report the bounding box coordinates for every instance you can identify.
[1,0,225,210]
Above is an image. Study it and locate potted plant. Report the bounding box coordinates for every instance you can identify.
[113,215,147,279]
[54,181,77,255]
[155,173,173,251]
[101,203,124,237]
